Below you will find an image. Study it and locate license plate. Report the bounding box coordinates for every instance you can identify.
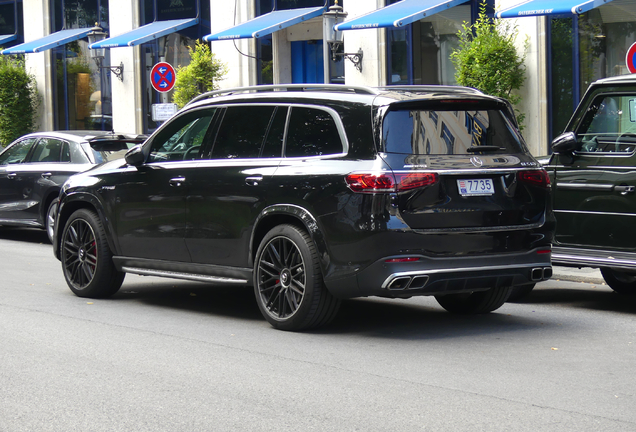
[457,178,494,196]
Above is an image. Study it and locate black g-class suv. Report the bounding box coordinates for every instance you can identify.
[53,84,554,331]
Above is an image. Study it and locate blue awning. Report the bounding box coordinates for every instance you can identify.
[497,0,616,18]
[203,6,325,41]
[335,0,466,31]
[0,34,17,47]
[2,28,91,54]
[89,18,199,49]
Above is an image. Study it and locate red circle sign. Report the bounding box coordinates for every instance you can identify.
[150,62,176,92]
[626,42,636,74]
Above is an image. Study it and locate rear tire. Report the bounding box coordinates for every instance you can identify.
[435,285,512,314]
[254,224,341,331]
[600,268,636,295]
[507,283,536,302]
[61,209,124,298]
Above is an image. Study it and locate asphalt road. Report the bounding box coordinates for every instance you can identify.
[1,227,635,431]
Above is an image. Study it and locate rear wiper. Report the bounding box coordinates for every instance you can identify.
[466,146,504,153]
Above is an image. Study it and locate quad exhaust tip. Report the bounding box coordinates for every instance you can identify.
[386,275,429,290]
[531,267,553,281]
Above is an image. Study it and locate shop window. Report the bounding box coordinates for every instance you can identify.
[51,0,110,131]
[139,0,210,133]
[548,1,636,141]
[387,1,474,86]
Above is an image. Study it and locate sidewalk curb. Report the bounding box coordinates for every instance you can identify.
[551,267,605,285]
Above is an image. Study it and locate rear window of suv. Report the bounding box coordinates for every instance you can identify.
[382,108,524,155]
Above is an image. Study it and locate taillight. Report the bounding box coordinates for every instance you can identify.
[518,169,551,188]
[395,173,439,191]
[345,173,396,193]
[345,172,439,193]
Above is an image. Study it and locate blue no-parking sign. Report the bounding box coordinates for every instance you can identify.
[150,62,176,92]
[626,42,636,74]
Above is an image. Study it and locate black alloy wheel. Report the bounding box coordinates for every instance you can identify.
[254,224,340,331]
[61,209,124,298]
[435,285,513,314]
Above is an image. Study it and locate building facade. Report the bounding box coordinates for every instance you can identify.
[3,0,635,155]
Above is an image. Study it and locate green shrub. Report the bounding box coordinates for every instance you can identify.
[0,55,39,146]
[173,41,228,108]
[451,2,528,128]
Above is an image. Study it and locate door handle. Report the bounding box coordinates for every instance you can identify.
[169,177,186,187]
[245,176,263,186]
[614,185,635,195]
[41,172,52,179]
[7,172,17,179]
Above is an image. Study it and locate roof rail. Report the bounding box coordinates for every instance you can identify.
[376,85,484,95]
[186,84,380,106]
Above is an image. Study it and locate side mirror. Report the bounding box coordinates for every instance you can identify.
[125,144,145,166]
[551,132,578,154]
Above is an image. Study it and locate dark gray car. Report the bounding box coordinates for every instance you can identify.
[0,130,145,241]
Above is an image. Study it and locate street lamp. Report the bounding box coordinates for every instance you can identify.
[322,1,363,72]
[87,24,124,81]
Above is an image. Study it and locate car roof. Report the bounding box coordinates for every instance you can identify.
[15,130,145,144]
[590,75,636,86]
[185,84,505,110]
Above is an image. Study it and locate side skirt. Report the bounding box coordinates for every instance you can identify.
[552,246,636,271]
[112,257,252,285]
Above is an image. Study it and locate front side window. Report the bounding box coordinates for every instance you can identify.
[29,138,68,163]
[576,95,636,153]
[285,107,343,157]
[383,109,524,155]
[148,109,216,162]
[0,138,36,165]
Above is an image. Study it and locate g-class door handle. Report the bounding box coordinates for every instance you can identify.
[169,176,186,187]
[6,172,17,179]
[41,172,52,179]
[245,176,263,186]
[614,185,635,195]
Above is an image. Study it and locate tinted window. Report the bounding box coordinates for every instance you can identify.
[0,138,36,165]
[383,109,523,154]
[149,109,216,162]
[211,106,277,159]
[29,138,66,162]
[577,95,636,153]
[261,106,287,158]
[285,107,343,157]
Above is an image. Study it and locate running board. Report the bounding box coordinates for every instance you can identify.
[122,267,249,284]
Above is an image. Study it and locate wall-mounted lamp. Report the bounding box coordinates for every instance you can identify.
[323,1,363,72]
[87,24,124,81]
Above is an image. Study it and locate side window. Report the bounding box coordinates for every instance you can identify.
[0,138,36,165]
[28,138,66,163]
[578,95,636,153]
[285,107,343,157]
[148,109,216,162]
[260,106,287,158]
[210,106,276,159]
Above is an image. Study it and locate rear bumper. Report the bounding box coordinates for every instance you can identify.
[325,248,552,299]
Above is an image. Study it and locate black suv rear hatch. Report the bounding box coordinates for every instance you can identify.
[377,99,549,231]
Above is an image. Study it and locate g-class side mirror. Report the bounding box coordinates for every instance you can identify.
[125,144,145,166]
[551,132,578,154]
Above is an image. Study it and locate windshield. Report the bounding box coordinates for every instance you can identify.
[382,109,524,155]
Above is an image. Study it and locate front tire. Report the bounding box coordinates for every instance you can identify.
[435,285,512,314]
[61,209,124,298]
[45,198,59,244]
[600,268,636,295]
[254,224,340,331]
